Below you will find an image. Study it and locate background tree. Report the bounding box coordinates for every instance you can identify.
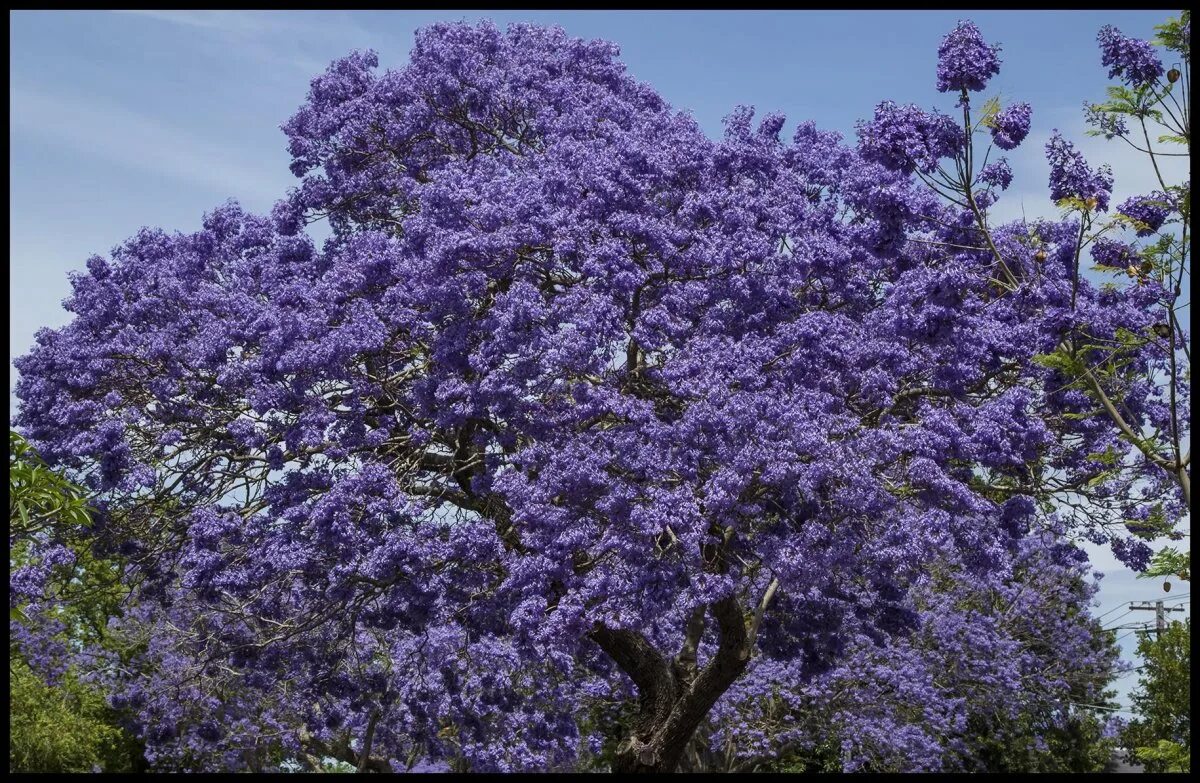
[1122,618,1190,772]
[9,432,142,773]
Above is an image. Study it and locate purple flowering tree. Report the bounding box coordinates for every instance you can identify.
[12,17,1184,772]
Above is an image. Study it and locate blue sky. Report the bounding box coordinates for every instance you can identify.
[8,10,1189,711]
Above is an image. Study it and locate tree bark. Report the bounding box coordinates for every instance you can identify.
[591,592,753,773]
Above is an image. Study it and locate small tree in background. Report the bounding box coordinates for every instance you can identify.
[1122,618,1190,772]
[9,433,142,773]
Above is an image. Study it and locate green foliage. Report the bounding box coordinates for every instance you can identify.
[1134,739,1190,772]
[977,96,1003,129]
[965,705,1119,773]
[9,431,92,538]
[1032,348,1086,376]
[8,657,137,773]
[1139,546,1190,581]
[1153,11,1190,60]
[765,737,843,773]
[8,431,143,773]
[1122,619,1190,772]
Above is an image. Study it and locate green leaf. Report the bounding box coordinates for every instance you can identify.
[978,96,1002,129]
[1085,470,1117,488]
[1032,350,1085,375]
[1087,448,1121,466]
[1106,85,1135,103]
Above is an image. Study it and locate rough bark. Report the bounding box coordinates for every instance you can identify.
[591,592,754,773]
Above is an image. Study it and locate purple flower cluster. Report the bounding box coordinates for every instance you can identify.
[936,20,1002,93]
[1097,25,1164,86]
[711,525,1121,772]
[978,159,1013,191]
[856,101,961,175]
[1110,536,1154,571]
[1045,131,1114,210]
[1090,237,1138,269]
[990,102,1031,150]
[1117,192,1171,236]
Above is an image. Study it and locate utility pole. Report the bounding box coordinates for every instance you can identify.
[1128,600,1185,639]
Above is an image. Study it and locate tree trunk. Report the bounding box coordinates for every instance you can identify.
[593,592,754,773]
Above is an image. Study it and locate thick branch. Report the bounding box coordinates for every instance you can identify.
[590,624,674,700]
[672,606,707,685]
[746,577,780,649]
[357,710,381,773]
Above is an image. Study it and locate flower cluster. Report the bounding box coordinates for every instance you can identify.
[1045,131,1114,210]
[978,159,1013,191]
[990,102,1031,150]
[1097,25,1164,86]
[1090,237,1138,268]
[1084,101,1130,139]
[936,20,1002,93]
[10,16,1186,773]
[1117,192,1171,236]
[710,522,1121,772]
[856,101,961,175]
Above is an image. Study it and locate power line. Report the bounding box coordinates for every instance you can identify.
[1070,701,1135,714]
[1101,609,1136,628]
[1093,593,1190,624]
[1115,627,1153,643]
[1114,666,1149,677]
[1094,603,1134,621]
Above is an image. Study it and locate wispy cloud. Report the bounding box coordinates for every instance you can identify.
[114,9,282,33]
[10,86,288,209]
[110,9,389,75]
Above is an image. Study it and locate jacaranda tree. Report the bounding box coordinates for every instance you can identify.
[13,16,1187,772]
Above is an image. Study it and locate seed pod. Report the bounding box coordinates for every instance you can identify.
[1140,259,1154,275]
[1126,264,1139,278]
[1153,323,1172,339]
[1167,68,1181,84]
[1085,197,1099,211]
[1034,249,1047,263]
[1164,581,1172,592]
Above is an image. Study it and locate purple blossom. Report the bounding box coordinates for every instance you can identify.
[1045,131,1114,210]
[857,101,961,175]
[990,102,1031,150]
[1117,192,1171,236]
[1110,536,1154,571]
[978,159,1013,191]
[936,20,1002,93]
[1097,25,1164,86]
[1090,237,1138,269]
[9,18,1185,773]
